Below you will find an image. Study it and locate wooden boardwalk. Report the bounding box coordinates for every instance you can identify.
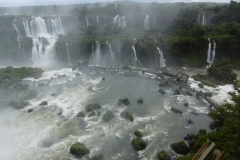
[79,65,220,109]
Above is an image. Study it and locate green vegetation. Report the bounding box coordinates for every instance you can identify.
[85,103,101,112]
[171,107,183,114]
[76,111,86,118]
[193,61,237,87]
[159,81,167,87]
[204,92,213,97]
[134,129,142,138]
[159,89,166,95]
[0,67,43,89]
[185,91,192,96]
[27,109,33,113]
[120,111,134,122]
[157,150,170,160]
[137,98,143,104]
[198,83,204,88]
[171,141,189,155]
[103,111,114,122]
[118,98,130,105]
[174,89,181,95]
[9,100,29,109]
[88,111,96,117]
[70,142,90,158]
[132,137,146,151]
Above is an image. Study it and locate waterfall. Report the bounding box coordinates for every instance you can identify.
[202,14,205,25]
[118,16,121,27]
[132,45,138,61]
[207,38,211,64]
[144,15,149,30]
[133,38,137,44]
[122,16,126,28]
[13,18,22,62]
[66,42,72,65]
[95,41,101,63]
[106,41,114,61]
[86,17,89,27]
[97,16,99,23]
[113,15,119,24]
[91,44,94,63]
[23,16,64,66]
[157,47,166,68]
[211,40,216,64]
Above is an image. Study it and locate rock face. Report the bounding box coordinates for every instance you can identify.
[188,119,193,124]
[132,137,146,151]
[171,141,189,155]
[70,142,90,158]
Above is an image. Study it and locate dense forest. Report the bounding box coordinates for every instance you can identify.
[0,0,240,67]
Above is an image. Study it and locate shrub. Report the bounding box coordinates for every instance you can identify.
[157,150,170,160]
[159,89,166,95]
[9,100,29,109]
[103,111,114,122]
[171,141,189,155]
[198,83,204,88]
[137,98,143,104]
[120,111,134,122]
[134,129,142,138]
[198,129,207,135]
[27,109,33,113]
[132,137,146,151]
[174,89,181,95]
[171,107,182,114]
[118,98,130,105]
[88,111,96,117]
[76,111,86,118]
[159,81,167,87]
[204,92,213,97]
[85,103,101,112]
[70,142,90,158]
[185,91,192,96]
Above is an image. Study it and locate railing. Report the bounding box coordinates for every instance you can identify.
[79,65,220,109]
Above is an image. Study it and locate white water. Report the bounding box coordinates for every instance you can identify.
[97,16,99,23]
[122,16,126,28]
[23,16,64,67]
[13,18,22,62]
[86,16,89,27]
[132,45,138,61]
[207,38,211,64]
[95,41,101,63]
[66,42,72,65]
[144,15,149,30]
[157,47,166,68]
[211,40,216,64]
[113,15,119,24]
[106,41,114,61]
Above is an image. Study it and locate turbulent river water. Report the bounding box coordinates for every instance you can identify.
[0,67,218,160]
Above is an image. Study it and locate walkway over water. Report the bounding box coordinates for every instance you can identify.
[79,65,220,109]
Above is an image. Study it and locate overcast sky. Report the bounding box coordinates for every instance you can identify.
[0,0,238,7]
